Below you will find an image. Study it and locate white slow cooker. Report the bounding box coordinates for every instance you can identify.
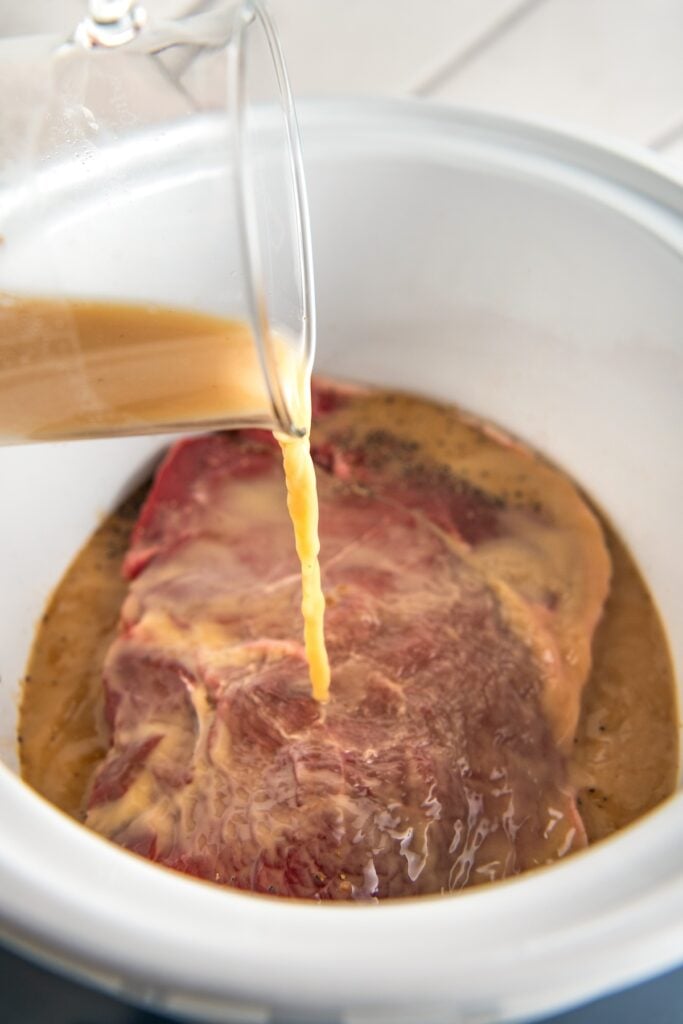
[0,100,681,1024]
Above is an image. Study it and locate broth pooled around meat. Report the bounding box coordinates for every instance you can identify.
[20,374,679,900]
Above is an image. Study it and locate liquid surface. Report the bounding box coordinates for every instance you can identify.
[20,387,679,851]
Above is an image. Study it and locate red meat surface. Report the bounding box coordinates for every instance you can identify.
[86,390,609,899]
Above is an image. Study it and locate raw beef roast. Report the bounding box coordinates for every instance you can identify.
[86,385,610,899]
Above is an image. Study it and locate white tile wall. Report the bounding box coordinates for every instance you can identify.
[269,0,526,98]
[422,0,683,148]
[0,0,681,168]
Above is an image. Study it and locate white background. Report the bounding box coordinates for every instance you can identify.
[1,0,682,171]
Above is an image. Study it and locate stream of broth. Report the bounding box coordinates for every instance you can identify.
[16,305,679,846]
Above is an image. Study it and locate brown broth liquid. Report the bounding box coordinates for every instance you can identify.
[18,312,679,846]
[0,295,296,441]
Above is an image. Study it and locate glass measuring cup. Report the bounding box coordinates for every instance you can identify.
[0,0,314,442]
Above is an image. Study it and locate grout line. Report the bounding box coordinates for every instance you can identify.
[410,0,551,99]
[649,116,683,152]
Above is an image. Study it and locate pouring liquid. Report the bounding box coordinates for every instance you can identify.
[279,424,331,702]
[0,295,329,698]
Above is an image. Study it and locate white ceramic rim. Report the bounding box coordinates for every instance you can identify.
[0,99,682,1024]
